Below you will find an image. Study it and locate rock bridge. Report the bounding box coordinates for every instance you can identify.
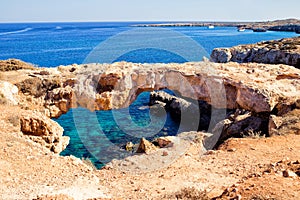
[43,61,300,120]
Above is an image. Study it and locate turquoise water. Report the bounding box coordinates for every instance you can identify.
[54,90,182,168]
[1,22,298,168]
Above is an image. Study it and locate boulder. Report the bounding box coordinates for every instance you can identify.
[153,136,175,148]
[0,81,19,105]
[136,138,158,154]
[269,115,283,136]
[20,111,69,153]
[268,109,300,136]
[125,142,134,151]
[211,48,232,63]
[283,170,298,178]
[213,110,266,142]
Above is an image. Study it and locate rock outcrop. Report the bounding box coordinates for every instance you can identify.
[136,138,158,154]
[211,37,300,68]
[0,81,19,105]
[20,111,69,153]
[32,61,300,117]
[0,59,35,71]
[268,109,300,136]
[2,58,300,150]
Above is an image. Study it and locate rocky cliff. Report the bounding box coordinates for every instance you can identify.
[1,58,300,199]
[211,37,300,68]
[136,18,300,33]
[0,59,299,150]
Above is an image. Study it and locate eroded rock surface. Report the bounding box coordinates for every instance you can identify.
[2,59,299,144]
[0,81,19,105]
[211,37,300,68]
[17,61,299,117]
[20,111,69,153]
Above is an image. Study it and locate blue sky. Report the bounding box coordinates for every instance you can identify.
[1,0,299,22]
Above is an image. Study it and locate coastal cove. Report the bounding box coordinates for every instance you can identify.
[1,19,300,199]
[0,22,298,67]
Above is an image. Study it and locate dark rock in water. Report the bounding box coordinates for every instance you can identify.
[253,28,267,32]
[269,24,300,33]
[125,142,134,151]
[149,91,201,128]
[149,101,166,116]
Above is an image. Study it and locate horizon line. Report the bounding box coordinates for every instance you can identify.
[0,18,299,24]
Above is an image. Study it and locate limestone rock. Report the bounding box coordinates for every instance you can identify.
[153,136,175,148]
[0,59,34,71]
[11,61,300,118]
[211,48,232,63]
[0,81,19,105]
[214,111,265,142]
[283,170,298,178]
[268,109,300,136]
[44,86,75,118]
[211,37,300,68]
[136,138,158,154]
[20,111,69,153]
[125,142,134,151]
[269,115,283,136]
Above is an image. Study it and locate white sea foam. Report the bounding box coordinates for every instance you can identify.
[0,28,33,36]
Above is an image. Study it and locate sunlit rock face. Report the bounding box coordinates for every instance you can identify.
[37,61,300,118]
[211,37,300,68]
[4,59,299,147]
[8,60,299,118]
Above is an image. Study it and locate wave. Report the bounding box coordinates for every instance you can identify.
[0,47,92,57]
[0,28,33,36]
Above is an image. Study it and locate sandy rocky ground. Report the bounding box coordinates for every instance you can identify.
[1,58,300,200]
[1,105,300,200]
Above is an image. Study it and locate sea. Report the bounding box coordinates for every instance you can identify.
[0,22,297,168]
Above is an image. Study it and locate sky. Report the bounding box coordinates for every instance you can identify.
[0,0,299,22]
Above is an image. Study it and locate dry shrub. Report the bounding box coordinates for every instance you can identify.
[16,77,61,97]
[0,93,8,105]
[250,195,278,200]
[7,115,20,127]
[242,129,264,139]
[164,187,210,200]
[0,59,35,71]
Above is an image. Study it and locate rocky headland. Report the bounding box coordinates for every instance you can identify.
[211,36,300,68]
[0,47,300,199]
[134,18,300,34]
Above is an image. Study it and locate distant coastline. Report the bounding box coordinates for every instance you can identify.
[133,18,300,34]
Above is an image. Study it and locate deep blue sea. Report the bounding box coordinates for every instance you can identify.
[1,22,297,168]
[0,22,297,66]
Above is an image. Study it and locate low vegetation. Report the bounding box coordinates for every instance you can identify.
[0,59,35,71]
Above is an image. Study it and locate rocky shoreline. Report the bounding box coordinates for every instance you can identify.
[134,18,300,33]
[211,36,300,68]
[0,36,300,199]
